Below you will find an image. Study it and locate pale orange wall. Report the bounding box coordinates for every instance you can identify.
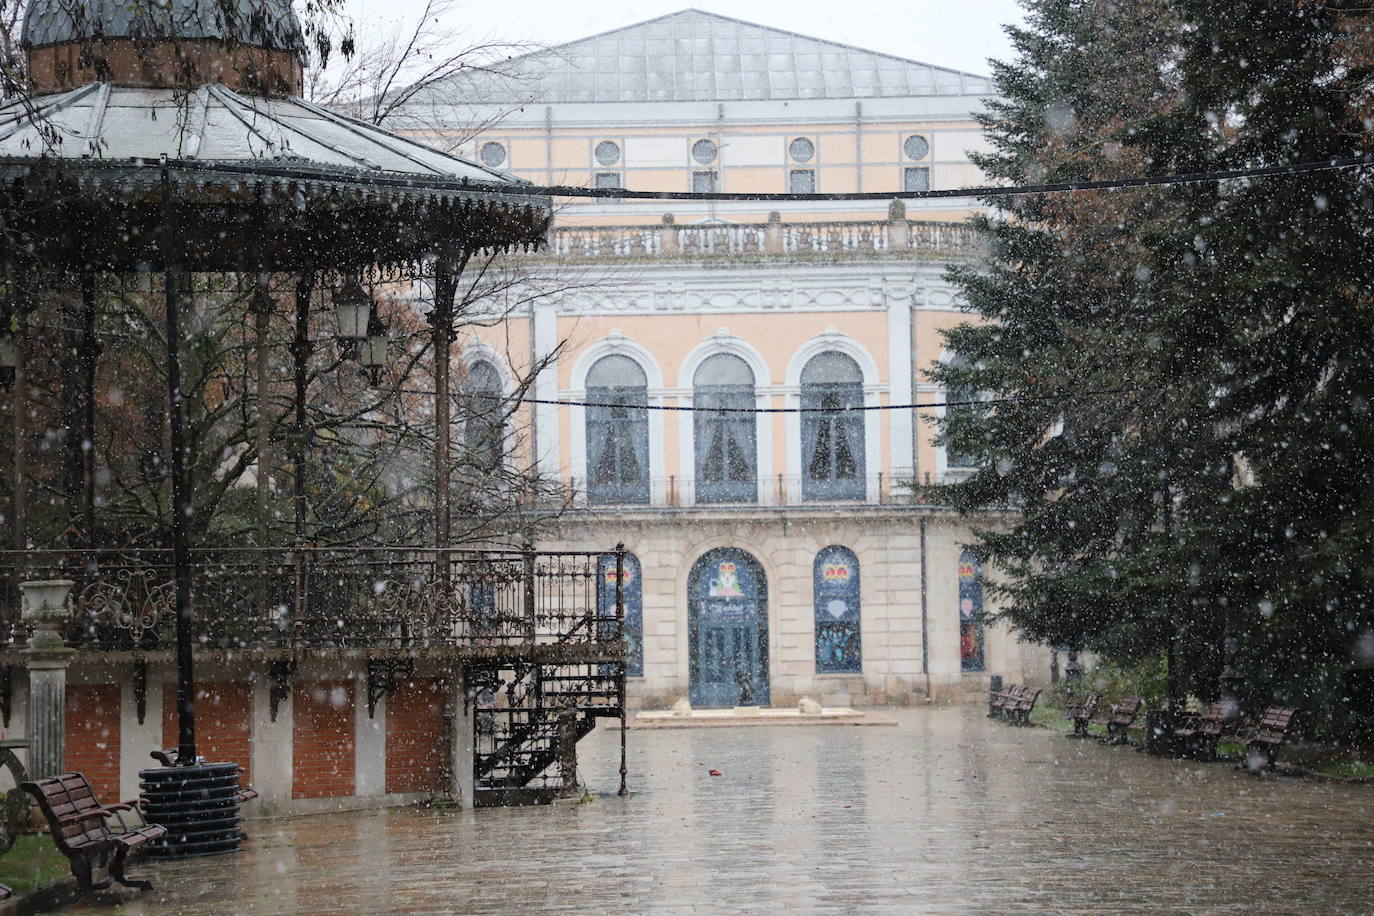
[554,310,891,479]
[452,116,982,225]
[556,311,888,390]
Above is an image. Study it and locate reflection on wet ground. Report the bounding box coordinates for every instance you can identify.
[65,706,1374,914]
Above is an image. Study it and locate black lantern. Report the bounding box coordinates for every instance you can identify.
[359,311,388,387]
[333,278,372,347]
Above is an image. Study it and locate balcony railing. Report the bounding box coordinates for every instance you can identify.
[570,473,919,509]
[0,547,625,655]
[540,216,984,262]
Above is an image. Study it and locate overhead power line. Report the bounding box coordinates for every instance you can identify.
[172,154,1369,204]
[398,387,1159,413]
[519,154,1371,203]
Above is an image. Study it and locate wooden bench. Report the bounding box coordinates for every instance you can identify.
[149,749,260,804]
[987,684,1017,719]
[1237,706,1296,771]
[1063,693,1100,738]
[22,773,166,894]
[1006,687,1042,726]
[1174,702,1228,760]
[1096,695,1142,745]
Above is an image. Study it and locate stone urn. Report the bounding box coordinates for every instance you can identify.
[19,580,74,651]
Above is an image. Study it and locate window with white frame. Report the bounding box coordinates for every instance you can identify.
[693,353,756,504]
[585,354,650,505]
[801,351,865,500]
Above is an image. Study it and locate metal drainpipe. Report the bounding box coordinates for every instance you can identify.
[919,516,930,700]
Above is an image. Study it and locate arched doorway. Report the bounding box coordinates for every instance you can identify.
[688,548,769,707]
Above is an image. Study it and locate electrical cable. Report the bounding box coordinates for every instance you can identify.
[162,153,1372,203]
[396,386,1160,413]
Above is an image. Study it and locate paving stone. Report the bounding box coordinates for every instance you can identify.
[68,706,1374,914]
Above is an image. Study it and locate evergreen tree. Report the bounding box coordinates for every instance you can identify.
[937,0,1374,734]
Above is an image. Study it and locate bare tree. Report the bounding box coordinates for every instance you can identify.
[305,0,536,143]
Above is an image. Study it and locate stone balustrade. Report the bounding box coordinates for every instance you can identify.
[539,209,984,262]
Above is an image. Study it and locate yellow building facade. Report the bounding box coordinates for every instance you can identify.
[412,10,1051,706]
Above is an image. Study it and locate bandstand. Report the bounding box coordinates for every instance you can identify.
[0,0,626,852]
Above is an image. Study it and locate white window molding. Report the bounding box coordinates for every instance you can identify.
[568,333,666,504]
[782,328,884,503]
[676,330,774,506]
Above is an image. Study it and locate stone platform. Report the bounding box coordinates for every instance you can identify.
[631,705,896,728]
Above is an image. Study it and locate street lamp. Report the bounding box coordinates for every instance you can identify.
[333,278,372,353]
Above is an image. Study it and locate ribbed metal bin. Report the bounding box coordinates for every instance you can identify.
[138,763,245,858]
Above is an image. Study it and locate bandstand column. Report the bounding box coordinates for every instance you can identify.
[253,274,273,631]
[430,259,459,549]
[161,169,196,763]
[290,271,313,642]
[78,273,99,546]
[9,293,25,553]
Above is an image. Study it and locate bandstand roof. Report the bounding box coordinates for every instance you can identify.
[0,82,552,271]
[0,0,552,274]
[0,82,516,180]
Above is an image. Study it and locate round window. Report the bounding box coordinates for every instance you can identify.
[479,141,507,168]
[691,138,718,164]
[903,135,930,160]
[594,140,621,166]
[788,137,815,163]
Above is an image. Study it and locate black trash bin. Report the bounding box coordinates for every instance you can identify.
[139,763,246,858]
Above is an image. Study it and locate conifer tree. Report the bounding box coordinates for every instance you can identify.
[937,0,1374,732]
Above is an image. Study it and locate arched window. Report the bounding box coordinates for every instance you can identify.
[461,360,504,471]
[801,352,864,501]
[586,354,649,505]
[944,355,978,471]
[814,546,861,673]
[694,353,757,504]
[959,549,985,672]
[597,552,643,676]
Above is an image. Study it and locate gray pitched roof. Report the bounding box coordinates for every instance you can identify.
[432,9,993,104]
[0,82,518,184]
[22,0,305,52]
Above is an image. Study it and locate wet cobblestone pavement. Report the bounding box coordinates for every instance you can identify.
[66,706,1374,914]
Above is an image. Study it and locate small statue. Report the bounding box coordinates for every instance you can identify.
[734,668,756,706]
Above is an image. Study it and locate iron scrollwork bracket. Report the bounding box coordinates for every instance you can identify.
[367,658,415,719]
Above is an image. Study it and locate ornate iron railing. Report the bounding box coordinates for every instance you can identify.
[568,472,920,509]
[0,547,624,654]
